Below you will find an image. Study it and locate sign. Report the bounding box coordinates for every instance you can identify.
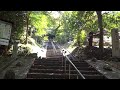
[0,20,12,46]
[0,38,9,45]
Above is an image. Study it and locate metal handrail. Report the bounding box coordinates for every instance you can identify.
[51,41,57,54]
[57,44,81,62]
[65,54,85,79]
[56,43,85,79]
[61,45,80,61]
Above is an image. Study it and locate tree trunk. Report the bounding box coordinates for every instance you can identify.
[25,16,28,44]
[12,20,18,59]
[77,30,81,47]
[88,32,93,47]
[96,11,103,53]
[12,42,18,59]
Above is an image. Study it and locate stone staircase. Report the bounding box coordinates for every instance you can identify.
[26,56,107,79]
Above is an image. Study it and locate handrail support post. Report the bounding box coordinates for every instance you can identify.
[69,64,71,79]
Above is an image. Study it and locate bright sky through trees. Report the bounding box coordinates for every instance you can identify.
[51,11,113,19]
[50,11,108,19]
[51,11,60,18]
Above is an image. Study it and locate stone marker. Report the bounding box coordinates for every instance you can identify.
[4,70,15,79]
[16,61,23,67]
[12,41,19,60]
[111,28,120,58]
[91,57,97,62]
[103,64,112,71]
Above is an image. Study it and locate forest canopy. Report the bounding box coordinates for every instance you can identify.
[0,11,120,46]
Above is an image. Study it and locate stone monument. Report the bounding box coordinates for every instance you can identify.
[111,28,120,58]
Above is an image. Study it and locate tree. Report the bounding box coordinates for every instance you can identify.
[96,11,103,54]
[102,11,120,36]
[25,11,31,44]
[0,11,26,54]
[0,11,26,39]
[59,11,95,45]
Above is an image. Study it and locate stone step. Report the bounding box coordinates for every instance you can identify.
[26,53,107,79]
[33,60,85,64]
[31,65,63,69]
[33,62,62,66]
[29,68,102,75]
[33,61,63,64]
[83,74,107,79]
[26,73,106,79]
[31,65,96,71]
[33,62,92,68]
[26,78,66,79]
[37,58,63,60]
[26,73,83,79]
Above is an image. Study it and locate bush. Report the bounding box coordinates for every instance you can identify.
[84,46,112,60]
[18,45,31,56]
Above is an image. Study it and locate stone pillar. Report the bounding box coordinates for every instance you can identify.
[111,28,120,57]
[12,41,19,59]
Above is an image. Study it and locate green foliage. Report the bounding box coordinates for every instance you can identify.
[1,11,120,47]
[31,14,47,35]
[102,11,120,34]
[29,11,120,47]
[57,11,96,45]
[80,30,86,43]
[0,11,26,39]
[29,11,59,40]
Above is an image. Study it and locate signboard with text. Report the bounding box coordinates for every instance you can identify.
[0,20,12,46]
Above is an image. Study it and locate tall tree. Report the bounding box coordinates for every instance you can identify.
[96,11,103,54]
[25,11,31,44]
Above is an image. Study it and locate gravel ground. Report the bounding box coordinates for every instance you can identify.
[69,46,120,79]
[86,60,120,79]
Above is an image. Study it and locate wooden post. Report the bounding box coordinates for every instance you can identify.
[88,32,93,47]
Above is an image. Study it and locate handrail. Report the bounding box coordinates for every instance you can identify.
[65,54,85,79]
[55,43,76,60]
[51,41,57,54]
[57,44,79,61]
[55,43,85,79]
